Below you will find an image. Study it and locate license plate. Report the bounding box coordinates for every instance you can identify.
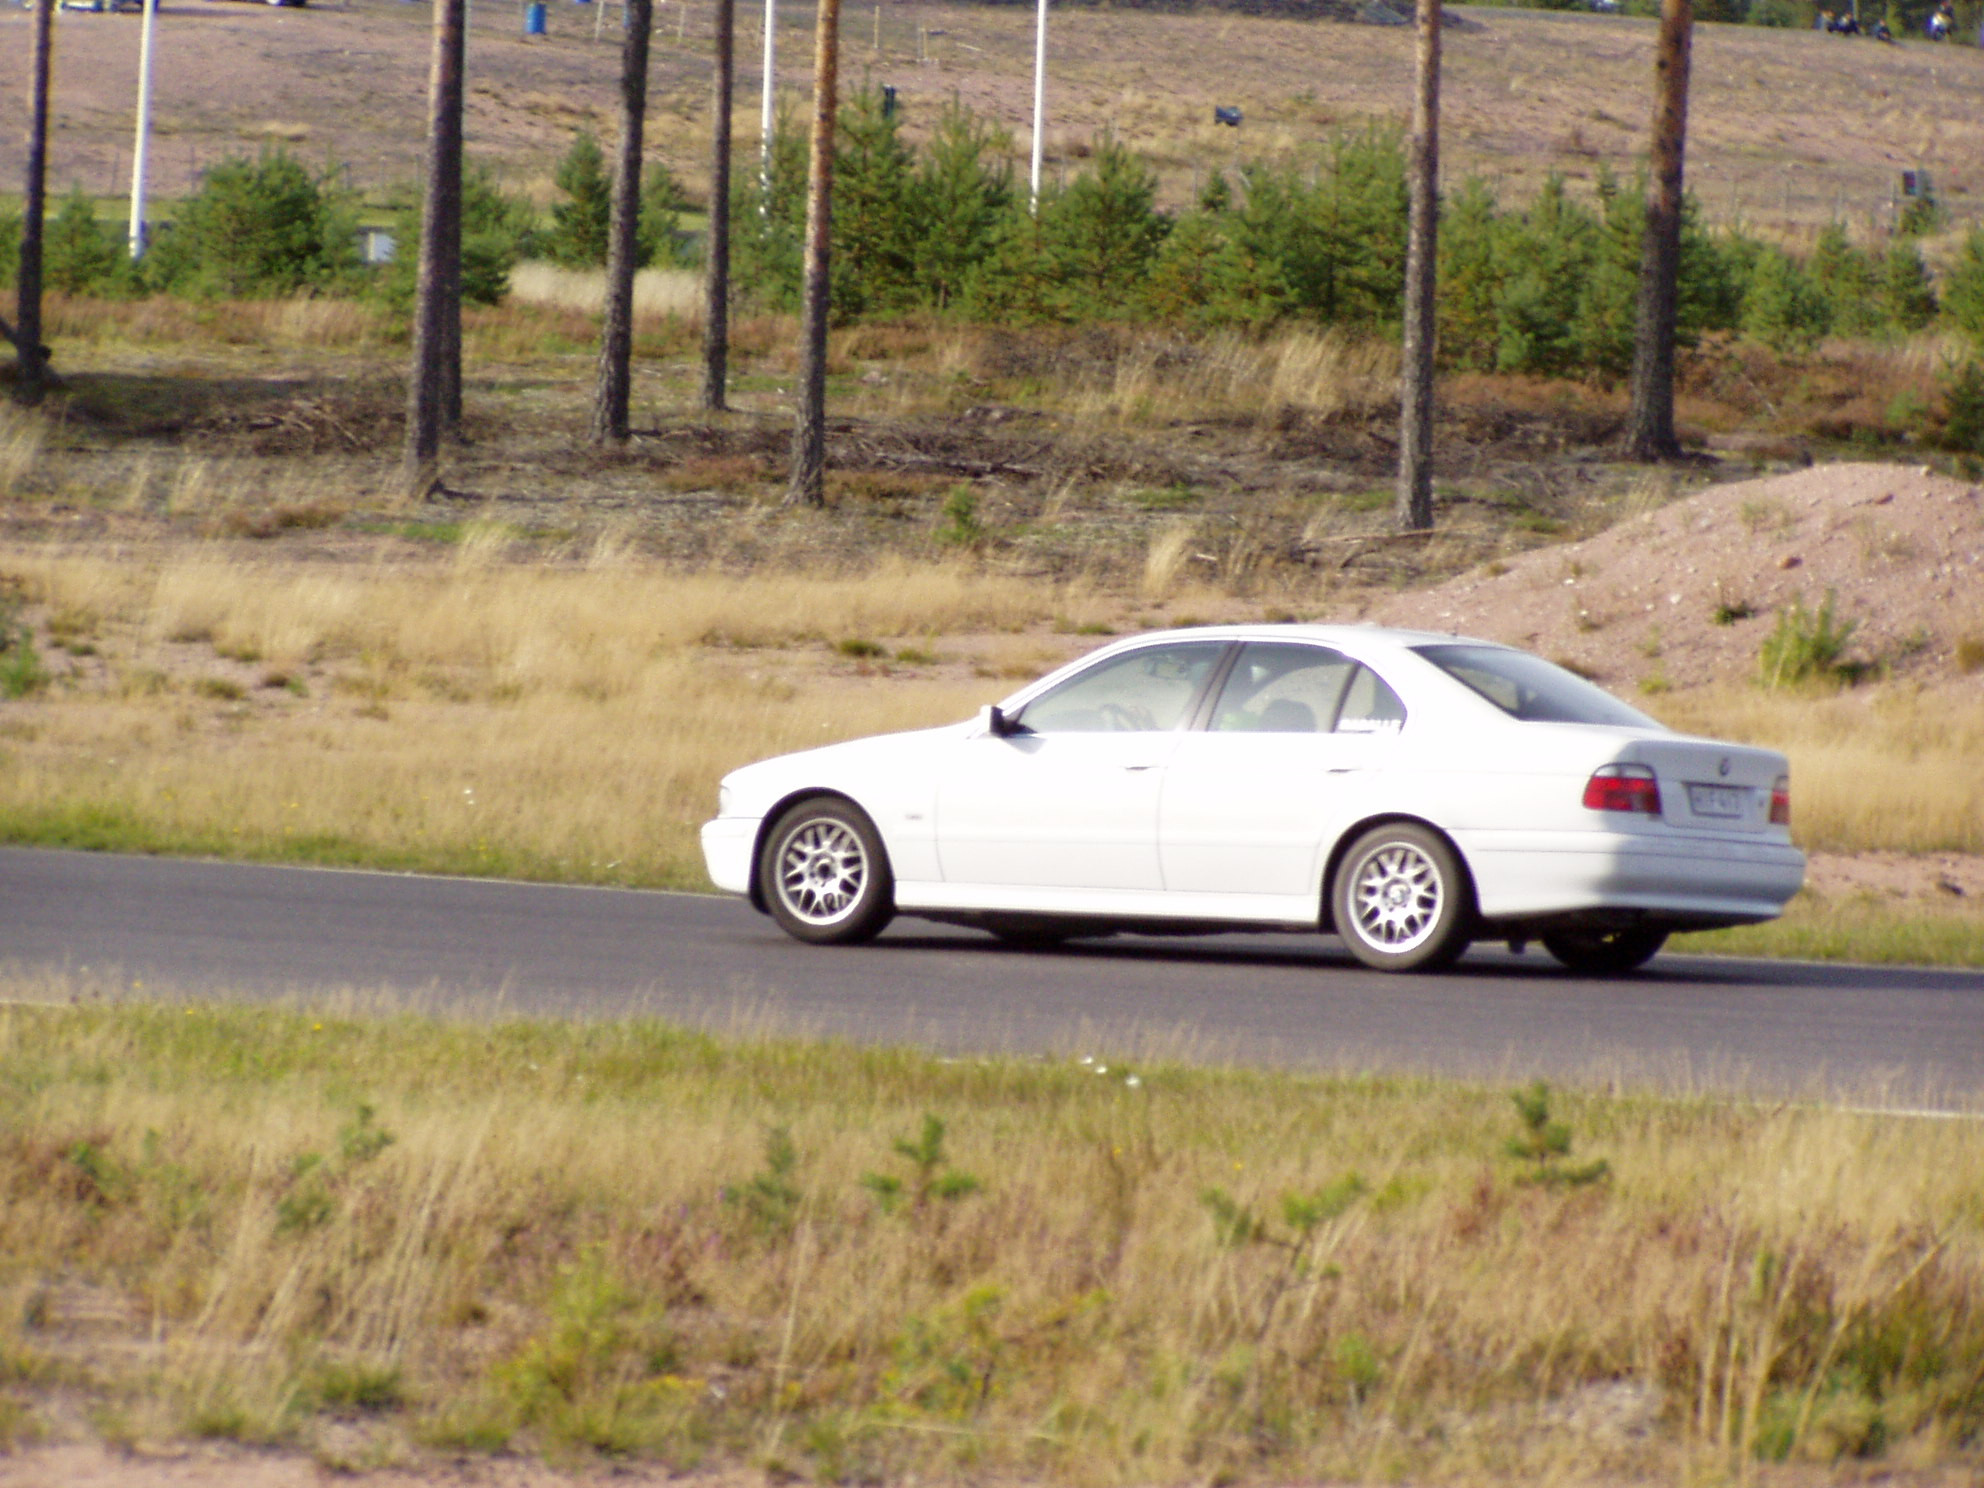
[1686,782,1747,819]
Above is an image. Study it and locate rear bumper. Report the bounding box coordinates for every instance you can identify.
[1453,828,1806,926]
[699,816,758,896]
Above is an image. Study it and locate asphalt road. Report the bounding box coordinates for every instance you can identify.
[3,846,1980,1108]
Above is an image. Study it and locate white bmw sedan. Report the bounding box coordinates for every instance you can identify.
[701,626,1805,974]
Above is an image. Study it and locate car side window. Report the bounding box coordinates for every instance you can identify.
[1209,643,1355,733]
[1336,664,1407,734]
[1017,643,1225,733]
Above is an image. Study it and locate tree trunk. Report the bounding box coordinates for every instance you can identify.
[785,0,842,507]
[14,0,54,405]
[1394,0,1441,533]
[1627,0,1692,462]
[592,0,655,444]
[702,0,736,412]
[405,0,466,494]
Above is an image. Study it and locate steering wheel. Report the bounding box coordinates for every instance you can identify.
[1098,702,1156,732]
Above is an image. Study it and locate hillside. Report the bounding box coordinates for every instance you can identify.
[1,0,1981,239]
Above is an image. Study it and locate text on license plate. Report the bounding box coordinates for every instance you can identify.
[1686,782,1747,819]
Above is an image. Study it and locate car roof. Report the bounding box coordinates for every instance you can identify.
[1091,623,1505,654]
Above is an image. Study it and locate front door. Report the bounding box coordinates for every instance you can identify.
[935,641,1228,891]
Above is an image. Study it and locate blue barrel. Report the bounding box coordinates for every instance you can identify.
[525,1,547,31]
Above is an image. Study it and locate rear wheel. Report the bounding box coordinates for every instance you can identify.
[759,798,895,945]
[1332,824,1473,972]
[1541,927,1668,976]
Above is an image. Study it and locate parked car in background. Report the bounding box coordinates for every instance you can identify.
[703,626,1804,975]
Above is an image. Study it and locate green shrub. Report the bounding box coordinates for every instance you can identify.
[0,593,48,700]
[1943,227,1984,352]
[636,160,694,269]
[1940,359,1984,455]
[0,200,21,291]
[1759,590,1860,688]
[380,162,538,309]
[146,152,357,297]
[43,187,126,296]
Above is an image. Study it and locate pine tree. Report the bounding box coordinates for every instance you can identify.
[1576,171,1643,379]
[1876,239,1937,334]
[43,187,123,296]
[1434,177,1503,370]
[1809,222,1877,338]
[1144,211,1284,329]
[638,161,694,268]
[908,102,1012,311]
[731,110,807,311]
[1942,227,1984,352]
[830,85,917,316]
[161,153,355,297]
[1322,124,1409,326]
[546,132,613,267]
[1038,136,1168,319]
[1740,246,1828,353]
[1495,175,1595,375]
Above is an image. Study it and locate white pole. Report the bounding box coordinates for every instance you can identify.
[129,0,160,259]
[759,0,776,197]
[1029,0,1047,214]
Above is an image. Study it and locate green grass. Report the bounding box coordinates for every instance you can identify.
[1673,900,1984,967]
[0,996,1979,1479]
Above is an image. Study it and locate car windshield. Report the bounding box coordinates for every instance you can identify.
[1413,644,1662,728]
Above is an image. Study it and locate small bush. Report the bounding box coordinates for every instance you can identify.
[1759,590,1860,689]
[934,486,984,547]
[0,590,48,700]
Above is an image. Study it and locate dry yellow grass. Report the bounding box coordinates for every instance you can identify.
[1658,687,1984,857]
[1063,328,1397,430]
[0,995,1978,1477]
[507,262,705,320]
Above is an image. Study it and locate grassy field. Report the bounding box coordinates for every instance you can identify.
[0,994,1978,1480]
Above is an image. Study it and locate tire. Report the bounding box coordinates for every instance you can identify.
[1331,823,1473,973]
[758,797,895,945]
[1541,927,1668,976]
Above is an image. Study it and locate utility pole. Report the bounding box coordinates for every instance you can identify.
[760,0,776,197]
[785,0,842,507]
[592,0,655,444]
[10,0,55,404]
[128,0,159,260]
[1395,0,1441,532]
[702,0,735,411]
[1029,0,1047,213]
[405,0,467,494]
[1627,0,1693,461]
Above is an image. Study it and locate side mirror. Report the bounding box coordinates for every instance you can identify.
[979,703,1018,738]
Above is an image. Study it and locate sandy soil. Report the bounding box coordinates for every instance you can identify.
[1370,460,1984,694]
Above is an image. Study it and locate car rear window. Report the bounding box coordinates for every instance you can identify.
[1413,644,1662,728]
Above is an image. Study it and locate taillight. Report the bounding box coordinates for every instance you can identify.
[1583,763,1661,815]
[1769,775,1791,827]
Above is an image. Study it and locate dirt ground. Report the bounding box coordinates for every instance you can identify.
[3,1439,1981,1487]
[2,0,1982,233]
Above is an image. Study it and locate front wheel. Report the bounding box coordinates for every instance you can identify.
[1332,823,1473,972]
[1541,927,1668,976]
[759,798,895,945]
